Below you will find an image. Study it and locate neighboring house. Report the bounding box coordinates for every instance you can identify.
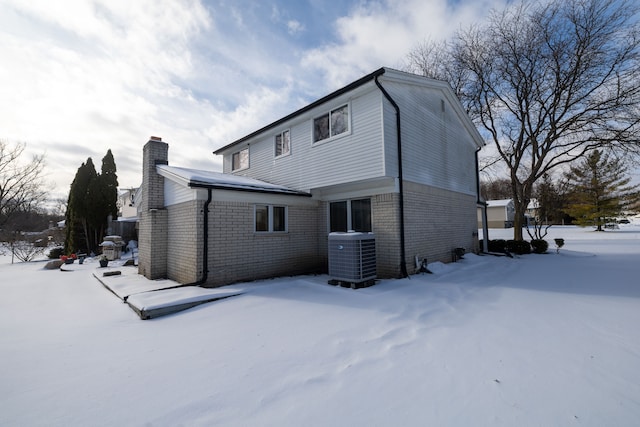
[478,199,515,228]
[526,198,539,224]
[105,187,139,244]
[138,67,486,287]
[118,188,139,220]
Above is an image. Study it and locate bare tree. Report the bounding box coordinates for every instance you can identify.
[1,232,47,263]
[480,177,513,201]
[406,0,640,240]
[0,140,47,227]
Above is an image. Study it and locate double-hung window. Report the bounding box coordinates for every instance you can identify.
[329,198,371,232]
[232,148,249,171]
[313,104,349,143]
[275,130,290,157]
[255,205,287,233]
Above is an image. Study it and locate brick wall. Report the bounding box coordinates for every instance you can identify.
[371,193,403,278]
[204,200,322,287]
[138,208,168,279]
[403,181,479,271]
[138,138,169,280]
[317,201,328,269]
[348,184,478,279]
[166,200,203,284]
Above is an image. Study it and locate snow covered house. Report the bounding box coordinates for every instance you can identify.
[138,67,486,287]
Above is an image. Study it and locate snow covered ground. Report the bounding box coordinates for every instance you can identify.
[1,223,640,426]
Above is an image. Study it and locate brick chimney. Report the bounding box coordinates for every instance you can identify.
[138,136,168,280]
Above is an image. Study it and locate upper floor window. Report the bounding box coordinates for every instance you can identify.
[232,147,249,171]
[275,130,290,157]
[255,205,287,233]
[313,104,349,143]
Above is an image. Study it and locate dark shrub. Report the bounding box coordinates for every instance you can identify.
[506,239,531,255]
[48,247,64,259]
[530,239,549,254]
[487,239,507,253]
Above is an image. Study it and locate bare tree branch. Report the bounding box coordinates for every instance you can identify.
[0,140,48,227]
[406,0,640,239]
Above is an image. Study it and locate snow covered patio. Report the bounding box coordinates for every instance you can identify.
[2,224,640,426]
[91,260,247,320]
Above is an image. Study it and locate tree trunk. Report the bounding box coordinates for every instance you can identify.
[512,200,528,241]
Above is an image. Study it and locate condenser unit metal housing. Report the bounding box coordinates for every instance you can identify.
[328,232,376,288]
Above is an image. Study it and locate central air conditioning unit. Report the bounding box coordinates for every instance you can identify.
[328,232,376,288]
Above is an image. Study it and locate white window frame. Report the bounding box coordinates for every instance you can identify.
[254,205,288,233]
[275,129,291,158]
[231,147,249,171]
[312,103,351,145]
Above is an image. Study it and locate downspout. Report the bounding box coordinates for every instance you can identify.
[184,187,212,286]
[375,75,408,278]
[196,187,212,285]
[476,149,489,253]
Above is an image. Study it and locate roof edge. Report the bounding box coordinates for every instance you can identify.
[213,67,387,155]
[188,181,312,197]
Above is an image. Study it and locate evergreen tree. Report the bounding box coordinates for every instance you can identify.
[64,150,119,253]
[65,159,97,252]
[564,151,639,231]
[100,149,119,218]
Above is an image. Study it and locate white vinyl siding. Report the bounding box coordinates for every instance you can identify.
[164,178,197,207]
[225,88,386,191]
[380,80,479,196]
[220,71,480,197]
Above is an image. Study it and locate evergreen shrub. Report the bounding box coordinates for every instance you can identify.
[48,247,64,259]
[487,239,507,253]
[506,239,531,255]
[530,239,549,254]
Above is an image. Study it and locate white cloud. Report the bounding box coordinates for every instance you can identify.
[287,20,305,35]
[0,0,215,194]
[0,0,511,199]
[302,0,507,89]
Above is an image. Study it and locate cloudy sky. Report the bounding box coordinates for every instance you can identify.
[1,0,509,199]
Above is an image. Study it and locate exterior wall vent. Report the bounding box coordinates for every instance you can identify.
[328,232,376,288]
